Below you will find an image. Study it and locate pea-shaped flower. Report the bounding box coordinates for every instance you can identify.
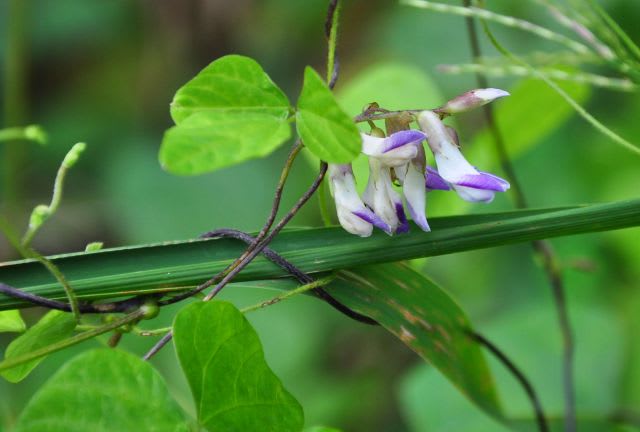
[418,110,510,203]
[328,164,391,237]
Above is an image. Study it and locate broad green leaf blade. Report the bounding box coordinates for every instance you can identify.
[0,201,639,310]
[14,349,190,432]
[296,67,361,163]
[170,54,291,124]
[1,311,75,383]
[160,112,291,175]
[173,301,303,431]
[327,263,502,419]
[0,310,25,333]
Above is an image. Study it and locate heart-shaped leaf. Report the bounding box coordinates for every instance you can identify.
[173,301,304,431]
[14,349,190,432]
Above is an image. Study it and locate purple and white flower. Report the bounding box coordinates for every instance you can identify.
[418,110,510,203]
[328,164,391,237]
[361,129,433,233]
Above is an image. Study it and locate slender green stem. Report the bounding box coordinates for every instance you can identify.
[465,9,577,431]
[326,0,341,87]
[402,0,592,55]
[480,19,640,156]
[3,0,29,212]
[1,217,81,321]
[22,143,86,247]
[0,125,46,144]
[241,275,336,314]
[318,0,341,224]
[586,0,640,62]
[0,309,145,373]
[134,326,172,337]
[439,63,636,92]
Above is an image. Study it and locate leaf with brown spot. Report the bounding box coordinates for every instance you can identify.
[327,262,503,420]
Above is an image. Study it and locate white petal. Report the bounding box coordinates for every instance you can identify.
[452,185,496,203]
[403,162,430,231]
[417,110,480,183]
[336,207,373,237]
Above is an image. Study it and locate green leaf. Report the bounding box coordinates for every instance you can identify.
[1,310,76,383]
[327,263,502,420]
[0,201,639,310]
[170,54,291,124]
[173,301,304,432]
[160,112,291,175]
[0,310,25,333]
[14,349,190,432]
[296,67,361,163]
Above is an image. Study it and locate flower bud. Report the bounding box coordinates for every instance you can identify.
[437,88,509,115]
[62,142,87,169]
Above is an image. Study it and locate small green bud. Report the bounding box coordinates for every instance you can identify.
[28,205,51,229]
[24,125,48,145]
[140,301,160,320]
[369,126,386,138]
[84,242,104,252]
[62,142,87,168]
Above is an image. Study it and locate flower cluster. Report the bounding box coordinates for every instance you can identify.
[328,88,511,237]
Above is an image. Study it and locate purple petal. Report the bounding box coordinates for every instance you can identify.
[425,166,451,191]
[455,171,510,191]
[382,130,426,153]
[395,202,410,234]
[353,210,392,235]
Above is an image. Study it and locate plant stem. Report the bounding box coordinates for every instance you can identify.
[0,216,81,321]
[463,5,575,431]
[403,0,592,55]
[240,275,335,314]
[470,331,549,432]
[0,309,145,372]
[22,143,86,247]
[2,0,29,213]
[326,0,341,88]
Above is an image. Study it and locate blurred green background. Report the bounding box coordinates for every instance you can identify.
[1,0,639,430]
